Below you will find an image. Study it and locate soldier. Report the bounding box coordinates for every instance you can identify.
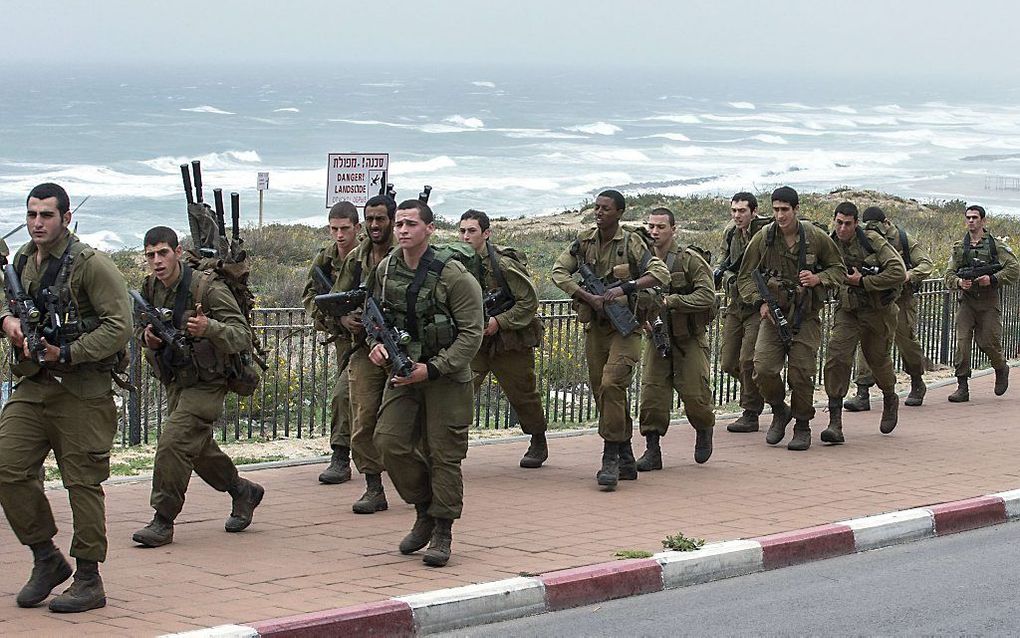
[821,203,906,444]
[368,199,483,567]
[301,202,360,484]
[458,209,549,468]
[131,226,264,549]
[736,186,844,451]
[844,206,934,410]
[335,195,396,514]
[717,192,771,433]
[551,190,669,488]
[0,183,131,612]
[944,204,1020,402]
[636,208,717,470]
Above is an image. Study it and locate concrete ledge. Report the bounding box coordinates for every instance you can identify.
[654,540,763,588]
[540,559,663,612]
[839,508,934,551]
[930,496,1007,535]
[159,626,259,638]
[247,600,414,638]
[992,489,1020,520]
[755,524,856,570]
[397,576,545,635]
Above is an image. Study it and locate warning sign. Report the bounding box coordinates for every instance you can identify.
[326,153,389,207]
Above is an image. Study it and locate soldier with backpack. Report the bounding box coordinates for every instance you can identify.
[458,209,548,468]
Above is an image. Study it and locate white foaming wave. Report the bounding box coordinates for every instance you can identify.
[640,133,691,142]
[589,149,650,162]
[180,105,235,115]
[0,165,182,199]
[423,174,561,192]
[779,102,812,110]
[503,130,586,139]
[390,156,457,173]
[76,230,122,252]
[661,145,709,157]
[645,114,701,124]
[827,106,857,114]
[729,102,755,110]
[273,107,300,113]
[329,118,408,128]
[703,125,825,137]
[140,150,262,173]
[471,81,496,88]
[565,122,622,136]
[751,134,788,145]
[443,115,485,129]
[875,105,904,114]
[702,113,794,123]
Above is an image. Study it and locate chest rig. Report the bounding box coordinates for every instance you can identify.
[379,247,461,361]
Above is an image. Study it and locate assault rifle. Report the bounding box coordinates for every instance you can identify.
[362,296,414,378]
[3,264,47,363]
[956,258,1003,281]
[312,266,334,295]
[314,286,368,317]
[752,270,793,349]
[853,265,882,277]
[483,289,515,323]
[129,290,191,363]
[650,317,670,358]
[418,185,432,204]
[576,262,639,337]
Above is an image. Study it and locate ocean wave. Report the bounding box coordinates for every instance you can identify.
[661,146,709,157]
[503,130,586,139]
[640,133,691,142]
[390,156,457,173]
[471,81,496,88]
[565,122,622,136]
[702,113,794,123]
[644,114,701,124]
[76,230,123,252]
[827,106,858,114]
[273,107,300,113]
[443,115,485,129]
[330,118,408,128]
[751,134,788,145]
[590,149,650,162]
[140,150,262,173]
[180,105,235,115]
[729,102,755,110]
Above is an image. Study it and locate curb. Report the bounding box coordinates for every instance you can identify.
[161,488,1020,638]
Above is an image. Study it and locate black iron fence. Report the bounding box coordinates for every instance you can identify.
[1,279,1016,445]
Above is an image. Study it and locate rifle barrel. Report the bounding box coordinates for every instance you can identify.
[191,160,203,202]
[180,164,194,205]
[230,192,240,241]
[213,188,227,237]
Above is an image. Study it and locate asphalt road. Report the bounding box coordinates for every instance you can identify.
[437,521,1020,637]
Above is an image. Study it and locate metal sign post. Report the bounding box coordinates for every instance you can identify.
[257,172,269,228]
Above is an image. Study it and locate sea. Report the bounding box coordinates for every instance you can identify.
[3,64,1020,251]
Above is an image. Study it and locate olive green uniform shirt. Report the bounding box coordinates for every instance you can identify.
[480,244,539,333]
[302,240,347,334]
[945,230,1020,302]
[832,228,906,309]
[551,225,669,298]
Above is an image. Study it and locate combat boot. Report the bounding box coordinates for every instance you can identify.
[995,367,1010,396]
[131,513,174,547]
[618,440,638,480]
[16,541,72,608]
[225,478,265,533]
[422,518,453,567]
[727,410,760,433]
[352,473,388,514]
[318,445,352,484]
[596,441,620,489]
[879,393,899,434]
[948,376,969,403]
[820,398,844,444]
[765,403,793,445]
[904,375,926,407]
[694,428,713,464]
[48,560,105,613]
[519,433,548,468]
[787,420,811,451]
[399,503,435,554]
[636,433,662,471]
[843,384,871,412]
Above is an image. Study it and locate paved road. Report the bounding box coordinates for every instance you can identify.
[440,521,1020,637]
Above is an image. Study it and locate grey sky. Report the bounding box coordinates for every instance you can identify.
[1,0,1017,79]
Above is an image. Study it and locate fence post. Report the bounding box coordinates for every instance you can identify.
[939,288,954,365]
[128,338,142,446]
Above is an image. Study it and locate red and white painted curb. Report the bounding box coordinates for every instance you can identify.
[162,488,1020,638]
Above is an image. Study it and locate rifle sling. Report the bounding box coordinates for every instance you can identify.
[406,247,441,339]
[172,264,193,330]
[485,241,514,302]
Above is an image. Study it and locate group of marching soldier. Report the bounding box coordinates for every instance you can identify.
[0,178,1016,615]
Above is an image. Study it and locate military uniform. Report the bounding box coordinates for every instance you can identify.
[736,221,844,450]
[638,242,717,469]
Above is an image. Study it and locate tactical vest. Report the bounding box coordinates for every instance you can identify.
[570,228,661,323]
[663,247,717,339]
[957,231,1002,304]
[758,221,827,329]
[830,227,893,310]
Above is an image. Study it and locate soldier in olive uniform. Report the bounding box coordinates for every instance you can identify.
[0,183,131,613]
[335,195,396,514]
[821,203,906,444]
[458,209,548,468]
[637,208,717,470]
[368,200,483,567]
[301,202,360,484]
[736,187,845,451]
[717,192,772,433]
[551,190,669,488]
[132,227,264,547]
[944,204,1020,402]
[844,207,934,410]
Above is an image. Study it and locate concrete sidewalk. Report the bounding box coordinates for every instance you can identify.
[2,372,1019,636]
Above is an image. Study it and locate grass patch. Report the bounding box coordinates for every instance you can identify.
[662,531,706,552]
[615,549,654,559]
[231,455,286,466]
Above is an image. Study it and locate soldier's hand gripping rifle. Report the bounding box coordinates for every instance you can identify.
[129,290,191,361]
[576,262,640,337]
[956,258,1003,281]
[752,270,793,350]
[3,264,47,363]
[483,289,515,324]
[314,286,368,318]
[650,316,670,358]
[362,295,415,378]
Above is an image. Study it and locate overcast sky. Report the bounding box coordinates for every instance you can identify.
[1,0,1017,80]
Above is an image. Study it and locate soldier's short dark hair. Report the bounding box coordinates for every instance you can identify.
[328,201,360,224]
[771,186,799,208]
[862,206,886,222]
[460,209,490,231]
[966,204,987,218]
[397,199,434,224]
[649,207,675,226]
[364,195,397,220]
[144,226,179,249]
[731,192,758,212]
[834,201,859,220]
[27,183,70,214]
[597,189,626,212]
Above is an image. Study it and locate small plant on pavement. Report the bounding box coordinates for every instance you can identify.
[662,532,705,552]
[614,550,654,559]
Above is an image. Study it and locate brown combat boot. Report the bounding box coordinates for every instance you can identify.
[132,513,174,547]
[596,441,620,489]
[636,433,662,471]
[17,542,72,608]
[948,376,969,403]
[727,410,760,433]
[843,384,871,412]
[225,478,265,532]
[694,428,713,464]
[618,441,638,480]
[995,367,1009,396]
[399,503,435,554]
[519,433,549,468]
[352,473,388,514]
[765,403,793,445]
[904,375,926,407]
[787,420,811,451]
[318,445,352,484]
[422,518,454,567]
[820,398,845,444]
[879,393,899,434]
[48,560,106,613]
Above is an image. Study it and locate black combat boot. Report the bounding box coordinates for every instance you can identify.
[995,367,1010,396]
[422,518,454,567]
[225,478,265,532]
[787,420,811,451]
[948,376,969,403]
[618,440,638,480]
[820,398,845,444]
[399,503,435,554]
[904,375,926,407]
[519,433,549,468]
[694,428,713,464]
[727,410,760,433]
[636,433,662,471]
[48,559,105,613]
[16,541,72,608]
[765,403,793,445]
[352,473,388,514]
[879,393,899,434]
[596,441,620,489]
[843,384,871,412]
[131,513,174,547]
[318,445,352,484]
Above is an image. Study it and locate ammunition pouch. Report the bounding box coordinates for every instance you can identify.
[226,353,261,396]
[482,316,544,355]
[633,288,664,324]
[422,314,458,358]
